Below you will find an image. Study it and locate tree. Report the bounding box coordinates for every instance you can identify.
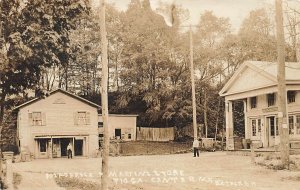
[238,8,277,61]
[194,11,231,137]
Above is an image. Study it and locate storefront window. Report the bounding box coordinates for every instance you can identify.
[40,139,47,152]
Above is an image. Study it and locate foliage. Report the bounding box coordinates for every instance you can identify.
[1,1,298,141]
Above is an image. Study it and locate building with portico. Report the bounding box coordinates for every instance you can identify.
[219,61,300,150]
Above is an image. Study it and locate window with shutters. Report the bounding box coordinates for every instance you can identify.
[74,111,90,125]
[29,112,46,126]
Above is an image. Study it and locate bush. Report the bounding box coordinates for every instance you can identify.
[1,145,19,155]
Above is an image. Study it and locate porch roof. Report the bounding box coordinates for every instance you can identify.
[219,61,300,100]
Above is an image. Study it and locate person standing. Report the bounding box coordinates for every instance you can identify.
[67,143,72,159]
[193,138,200,157]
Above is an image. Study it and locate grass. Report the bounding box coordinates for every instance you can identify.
[255,154,300,170]
[55,176,99,190]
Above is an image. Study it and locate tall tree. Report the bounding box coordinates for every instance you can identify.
[238,8,277,61]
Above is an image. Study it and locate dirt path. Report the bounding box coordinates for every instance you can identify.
[12,165,64,190]
[12,152,300,190]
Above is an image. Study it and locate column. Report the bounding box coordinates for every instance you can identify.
[50,136,53,159]
[72,137,75,157]
[225,100,234,150]
[4,153,13,189]
[243,99,249,139]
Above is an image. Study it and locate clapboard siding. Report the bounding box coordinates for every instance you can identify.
[18,91,99,157]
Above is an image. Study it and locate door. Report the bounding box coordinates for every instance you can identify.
[115,129,121,139]
[266,117,276,147]
[61,138,72,156]
[38,139,48,158]
[74,139,83,156]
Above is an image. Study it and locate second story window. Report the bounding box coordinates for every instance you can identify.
[29,112,46,126]
[287,91,296,103]
[98,122,103,128]
[74,111,90,125]
[250,97,257,109]
[267,93,275,107]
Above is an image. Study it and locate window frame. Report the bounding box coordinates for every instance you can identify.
[250,97,257,109]
[32,112,42,126]
[98,122,103,128]
[287,91,296,104]
[267,93,276,107]
[39,139,47,152]
[251,119,257,136]
[75,111,90,125]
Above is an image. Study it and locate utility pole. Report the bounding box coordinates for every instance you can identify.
[189,25,198,139]
[275,0,290,168]
[100,0,110,189]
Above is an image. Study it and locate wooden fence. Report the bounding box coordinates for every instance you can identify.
[136,127,174,141]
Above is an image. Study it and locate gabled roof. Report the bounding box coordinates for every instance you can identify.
[219,61,300,97]
[14,88,100,110]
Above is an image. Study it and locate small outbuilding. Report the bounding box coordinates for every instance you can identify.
[98,114,138,141]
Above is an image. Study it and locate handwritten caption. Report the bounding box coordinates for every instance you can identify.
[46,170,257,188]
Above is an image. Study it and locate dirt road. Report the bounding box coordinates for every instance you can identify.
[13,152,300,190]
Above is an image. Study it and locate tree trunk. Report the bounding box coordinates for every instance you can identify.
[204,89,208,138]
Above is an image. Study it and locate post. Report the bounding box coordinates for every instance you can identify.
[100,0,110,189]
[50,136,53,159]
[225,100,234,150]
[275,0,290,168]
[190,25,198,139]
[250,143,255,163]
[72,137,75,158]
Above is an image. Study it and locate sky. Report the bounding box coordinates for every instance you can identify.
[93,0,300,32]
[93,0,257,32]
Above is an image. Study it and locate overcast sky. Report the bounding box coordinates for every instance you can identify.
[94,0,300,32]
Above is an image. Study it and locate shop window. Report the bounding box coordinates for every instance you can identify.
[267,93,275,107]
[250,97,257,109]
[287,91,296,103]
[40,139,47,152]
